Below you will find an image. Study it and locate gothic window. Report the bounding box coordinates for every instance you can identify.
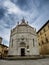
[11,39,13,47]
[33,39,35,47]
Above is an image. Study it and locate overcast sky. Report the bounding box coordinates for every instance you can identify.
[0,0,49,46]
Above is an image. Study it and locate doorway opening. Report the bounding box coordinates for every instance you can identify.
[21,48,25,56]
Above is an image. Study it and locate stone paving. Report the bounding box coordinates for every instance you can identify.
[0,58,49,65]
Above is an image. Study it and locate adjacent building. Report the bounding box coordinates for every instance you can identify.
[0,37,8,58]
[8,18,39,57]
[37,20,49,55]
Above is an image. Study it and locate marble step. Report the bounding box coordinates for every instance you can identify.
[3,55,44,60]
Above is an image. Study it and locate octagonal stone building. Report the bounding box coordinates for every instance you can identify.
[8,19,39,56]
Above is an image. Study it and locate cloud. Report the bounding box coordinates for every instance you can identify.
[31,11,49,31]
[0,7,7,19]
[10,0,49,12]
[0,0,49,46]
[0,33,10,46]
[11,0,29,11]
[0,24,10,46]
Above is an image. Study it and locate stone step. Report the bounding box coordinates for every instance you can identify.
[3,55,44,60]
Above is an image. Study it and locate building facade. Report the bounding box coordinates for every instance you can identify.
[37,20,49,55]
[0,37,8,58]
[8,19,39,56]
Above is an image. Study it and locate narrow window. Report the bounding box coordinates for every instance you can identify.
[42,41,44,45]
[33,39,35,47]
[43,28,45,32]
[46,38,48,43]
[12,39,13,47]
[48,25,49,29]
[27,45,29,49]
[45,34,46,36]
[39,43,40,46]
[40,32,41,35]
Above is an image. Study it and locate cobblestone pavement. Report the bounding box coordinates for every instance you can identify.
[0,58,49,65]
